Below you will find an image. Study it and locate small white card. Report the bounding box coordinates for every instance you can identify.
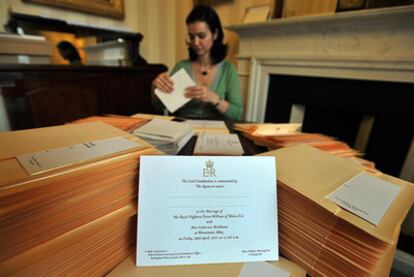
[133,119,192,142]
[17,137,140,175]
[194,133,244,156]
[154,68,195,113]
[328,172,401,225]
[239,262,289,277]
[184,120,228,130]
[252,123,301,136]
[137,156,277,266]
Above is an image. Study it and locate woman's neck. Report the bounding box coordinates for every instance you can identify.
[197,55,212,67]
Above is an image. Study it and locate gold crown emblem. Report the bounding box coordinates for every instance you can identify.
[205,160,214,168]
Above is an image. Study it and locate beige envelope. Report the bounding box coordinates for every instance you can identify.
[107,254,306,277]
[130,113,175,121]
[0,122,153,195]
[0,204,136,276]
[259,144,414,245]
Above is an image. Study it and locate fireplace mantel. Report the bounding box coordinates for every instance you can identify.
[226,5,414,122]
[227,5,414,181]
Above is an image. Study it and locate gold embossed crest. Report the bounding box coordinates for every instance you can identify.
[203,159,216,177]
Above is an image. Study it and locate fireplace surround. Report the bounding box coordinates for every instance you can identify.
[227,5,414,180]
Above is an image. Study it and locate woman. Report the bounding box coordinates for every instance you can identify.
[152,5,243,120]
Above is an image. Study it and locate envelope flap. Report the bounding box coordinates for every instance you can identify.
[260,144,363,199]
[259,144,414,243]
[0,122,136,160]
[0,122,152,191]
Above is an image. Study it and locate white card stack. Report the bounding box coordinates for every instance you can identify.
[133,119,194,155]
[193,132,244,155]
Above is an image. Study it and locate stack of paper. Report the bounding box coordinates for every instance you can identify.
[234,123,302,136]
[72,115,148,132]
[193,132,244,155]
[0,122,163,275]
[183,119,229,135]
[234,123,373,170]
[235,123,357,156]
[0,33,52,64]
[83,40,130,66]
[131,113,175,121]
[107,254,306,277]
[235,123,355,156]
[133,119,194,155]
[259,145,414,276]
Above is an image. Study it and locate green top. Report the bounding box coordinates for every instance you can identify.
[152,59,243,120]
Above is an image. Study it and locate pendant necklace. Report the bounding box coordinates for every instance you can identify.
[198,63,212,76]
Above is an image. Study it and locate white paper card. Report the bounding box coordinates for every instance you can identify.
[328,172,401,225]
[239,262,290,277]
[194,133,244,155]
[184,120,228,130]
[154,68,195,113]
[137,156,277,266]
[17,137,140,175]
[133,119,192,142]
[253,123,301,136]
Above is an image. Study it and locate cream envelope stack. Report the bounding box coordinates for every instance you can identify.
[107,253,306,277]
[0,122,163,276]
[259,145,414,276]
[72,115,149,132]
[183,119,230,135]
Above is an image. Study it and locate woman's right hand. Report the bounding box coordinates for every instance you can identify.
[153,72,174,93]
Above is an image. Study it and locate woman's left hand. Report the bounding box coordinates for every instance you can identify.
[185,85,217,104]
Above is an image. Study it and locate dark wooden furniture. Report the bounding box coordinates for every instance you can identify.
[0,64,167,130]
[5,12,147,65]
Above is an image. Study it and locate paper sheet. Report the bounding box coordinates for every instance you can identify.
[16,137,140,175]
[194,133,244,155]
[328,172,401,225]
[137,156,277,266]
[154,68,195,113]
[239,262,289,277]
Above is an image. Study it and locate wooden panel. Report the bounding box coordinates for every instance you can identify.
[0,64,167,130]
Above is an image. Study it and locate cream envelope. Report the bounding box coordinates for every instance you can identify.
[0,122,153,195]
[130,113,175,121]
[258,144,414,245]
[0,204,136,276]
[107,254,306,277]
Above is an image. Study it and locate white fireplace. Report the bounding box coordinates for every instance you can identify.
[227,5,414,181]
[228,5,414,122]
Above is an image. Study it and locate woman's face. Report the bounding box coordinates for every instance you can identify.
[187,21,216,58]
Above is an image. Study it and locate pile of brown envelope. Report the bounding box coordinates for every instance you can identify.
[235,123,358,157]
[72,115,148,132]
[234,123,377,172]
[259,145,414,276]
[106,254,307,277]
[0,122,163,276]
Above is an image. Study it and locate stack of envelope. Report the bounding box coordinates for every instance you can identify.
[130,113,175,121]
[259,145,414,276]
[133,119,194,155]
[0,122,163,275]
[106,254,307,277]
[235,123,357,157]
[234,123,377,172]
[183,119,230,135]
[72,115,148,132]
